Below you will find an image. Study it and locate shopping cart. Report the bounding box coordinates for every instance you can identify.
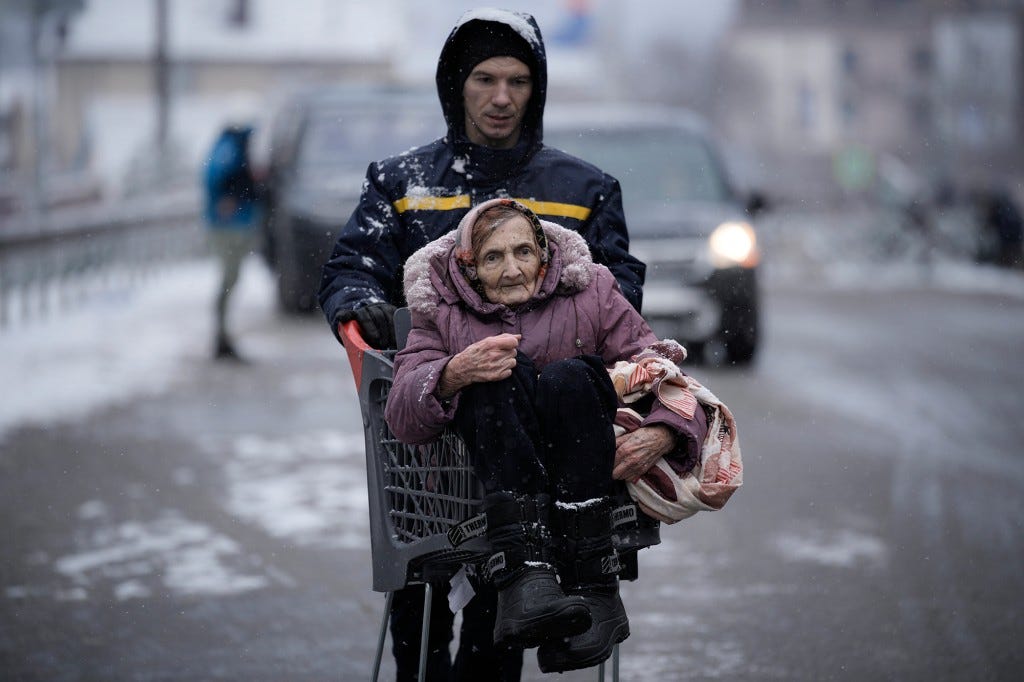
[340,309,660,681]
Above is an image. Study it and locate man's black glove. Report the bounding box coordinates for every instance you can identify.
[338,303,397,349]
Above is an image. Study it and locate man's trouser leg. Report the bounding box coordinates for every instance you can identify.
[389,583,453,681]
[454,580,524,681]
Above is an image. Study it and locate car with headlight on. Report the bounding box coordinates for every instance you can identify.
[260,86,439,313]
[544,105,765,364]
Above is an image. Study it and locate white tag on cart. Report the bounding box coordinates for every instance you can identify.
[448,565,475,613]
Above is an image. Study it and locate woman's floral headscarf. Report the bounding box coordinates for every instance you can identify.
[453,198,550,286]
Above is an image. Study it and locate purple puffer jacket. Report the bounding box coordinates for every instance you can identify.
[384,213,708,463]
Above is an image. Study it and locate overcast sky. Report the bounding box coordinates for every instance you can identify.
[405,1,739,49]
[62,0,739,62]
[398,1,740,84]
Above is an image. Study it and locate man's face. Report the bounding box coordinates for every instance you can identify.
[462,56,532,149]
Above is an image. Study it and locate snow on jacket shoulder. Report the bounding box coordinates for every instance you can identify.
[384,221,707,457]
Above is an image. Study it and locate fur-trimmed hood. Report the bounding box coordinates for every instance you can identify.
[403,218,594,318]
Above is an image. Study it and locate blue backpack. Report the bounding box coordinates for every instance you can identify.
[203,127,258,227]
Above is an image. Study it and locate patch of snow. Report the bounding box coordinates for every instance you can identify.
[454,8,541,48]
[773,528,887,569]
[77,500,109,521]
[0,258,275,442]
[114,580,151,600]
[211,430,370,549]
[554,497,603,509]
[406,185,438,198]
[53,509,271,598]
[55,587,89,601]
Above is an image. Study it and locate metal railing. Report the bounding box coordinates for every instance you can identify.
[0,190,203,330]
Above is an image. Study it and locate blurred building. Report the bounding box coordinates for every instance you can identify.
[0,0,88,215]
[1,0,410,200]
[4,0,735,203]
[715,0,1023,202]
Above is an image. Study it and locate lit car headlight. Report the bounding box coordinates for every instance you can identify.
[709,221,759,268]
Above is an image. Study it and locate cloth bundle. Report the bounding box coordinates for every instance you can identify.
[608,342,743,523]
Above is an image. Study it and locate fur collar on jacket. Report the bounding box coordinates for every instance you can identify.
[403,220,594,317]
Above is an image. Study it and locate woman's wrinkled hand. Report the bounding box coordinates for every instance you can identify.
[613,425,676,483]
[439,333,521,398]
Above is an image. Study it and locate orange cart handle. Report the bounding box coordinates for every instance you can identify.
[338,320,372,390]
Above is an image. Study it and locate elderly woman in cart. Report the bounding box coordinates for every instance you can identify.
[384,197,716,673]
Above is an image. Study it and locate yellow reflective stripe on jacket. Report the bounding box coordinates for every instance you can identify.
[393,195,591,222]
[513,199,591,221]
[393,195,472,213]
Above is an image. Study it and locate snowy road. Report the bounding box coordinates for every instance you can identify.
[2,254,1023,680]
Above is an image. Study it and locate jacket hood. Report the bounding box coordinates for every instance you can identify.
[404,218,592,318]
[436,8,548,145]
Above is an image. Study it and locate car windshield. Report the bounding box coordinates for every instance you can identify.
[297,106,440,172]
[545,126,732,212]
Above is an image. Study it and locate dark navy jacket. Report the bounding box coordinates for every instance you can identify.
[317,10,645,332]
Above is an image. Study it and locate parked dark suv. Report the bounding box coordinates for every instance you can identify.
[260,86,439,312]
[545,105,765,364]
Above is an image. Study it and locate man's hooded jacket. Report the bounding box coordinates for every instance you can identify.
[317,8,645,334]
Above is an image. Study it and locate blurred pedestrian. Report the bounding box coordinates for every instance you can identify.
[317,7,646,681]
[202,124,261,360]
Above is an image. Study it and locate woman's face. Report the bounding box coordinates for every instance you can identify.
[475,215,542,306]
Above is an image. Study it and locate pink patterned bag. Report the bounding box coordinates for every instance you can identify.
[609,343,743,524]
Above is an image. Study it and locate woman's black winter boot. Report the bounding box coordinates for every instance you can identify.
[537,498,630,673]
[484,492,592,648]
